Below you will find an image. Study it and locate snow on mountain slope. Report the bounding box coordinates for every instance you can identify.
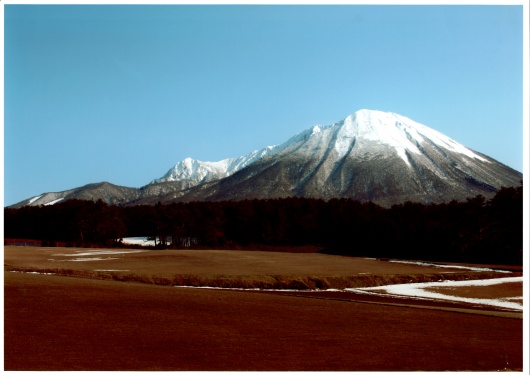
[149,109,520,206]
[15,182,139,208]
[153,142,285,184]
[333,109,488,164]
[155,109,491,187]
[278,109,488,167]
[22,190,74,207]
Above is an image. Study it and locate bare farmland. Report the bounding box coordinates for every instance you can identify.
[3,246,523,371]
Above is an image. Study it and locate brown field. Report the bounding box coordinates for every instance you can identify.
[424,281,523,300]
[3,246,524,371]
[3,246,521,289]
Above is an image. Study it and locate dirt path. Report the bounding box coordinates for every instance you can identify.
[4,272,522,371]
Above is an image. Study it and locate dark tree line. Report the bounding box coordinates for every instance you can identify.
[4,185,522,265]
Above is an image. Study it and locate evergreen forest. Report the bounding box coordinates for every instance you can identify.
[4,184,523,265]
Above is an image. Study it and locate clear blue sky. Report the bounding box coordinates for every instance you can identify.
[3,4,524,206]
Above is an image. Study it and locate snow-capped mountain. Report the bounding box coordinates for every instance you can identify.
[138,109,521,206]
[152,146,281,185]
[11,109,522,208]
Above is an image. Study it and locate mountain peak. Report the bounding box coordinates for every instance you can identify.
[144,108,519,206]
[332,109,489,166]
[153,109,494,187]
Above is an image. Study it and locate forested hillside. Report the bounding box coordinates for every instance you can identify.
[4,185,522,265]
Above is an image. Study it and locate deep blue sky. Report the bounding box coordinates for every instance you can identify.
[3,4,525,206]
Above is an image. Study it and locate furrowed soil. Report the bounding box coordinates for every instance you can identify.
[3,246,524,371]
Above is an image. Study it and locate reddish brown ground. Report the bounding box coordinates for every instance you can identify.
[3,246,524,371]
[5,246,520,277]
[424,280,522,299]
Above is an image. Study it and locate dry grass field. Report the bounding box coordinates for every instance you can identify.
[4,246,521,289]
[3,246,524,371]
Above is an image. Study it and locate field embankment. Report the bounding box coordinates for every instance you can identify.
[5,265,519,290]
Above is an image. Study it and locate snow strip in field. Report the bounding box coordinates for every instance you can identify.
[65,257,120,262]
[350,277,523,311]
[122,237,156,246]
[387,259,512,273]
[10,270,55,275]
[175,286,344,292]
[53,250,145,257]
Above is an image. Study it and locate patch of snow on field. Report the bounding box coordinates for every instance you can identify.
[176,286,263,291]
[352,277,523,311]
[94,269,130,272]
[504,297,523,301]
[54,249,145,257]
[175,286,348,294]
[10,271,55,275]
[67,257,119,262]
[122,237,156,246]
[387,259,512,273]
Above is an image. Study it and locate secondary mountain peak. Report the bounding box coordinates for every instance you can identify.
[152,144,283,186]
